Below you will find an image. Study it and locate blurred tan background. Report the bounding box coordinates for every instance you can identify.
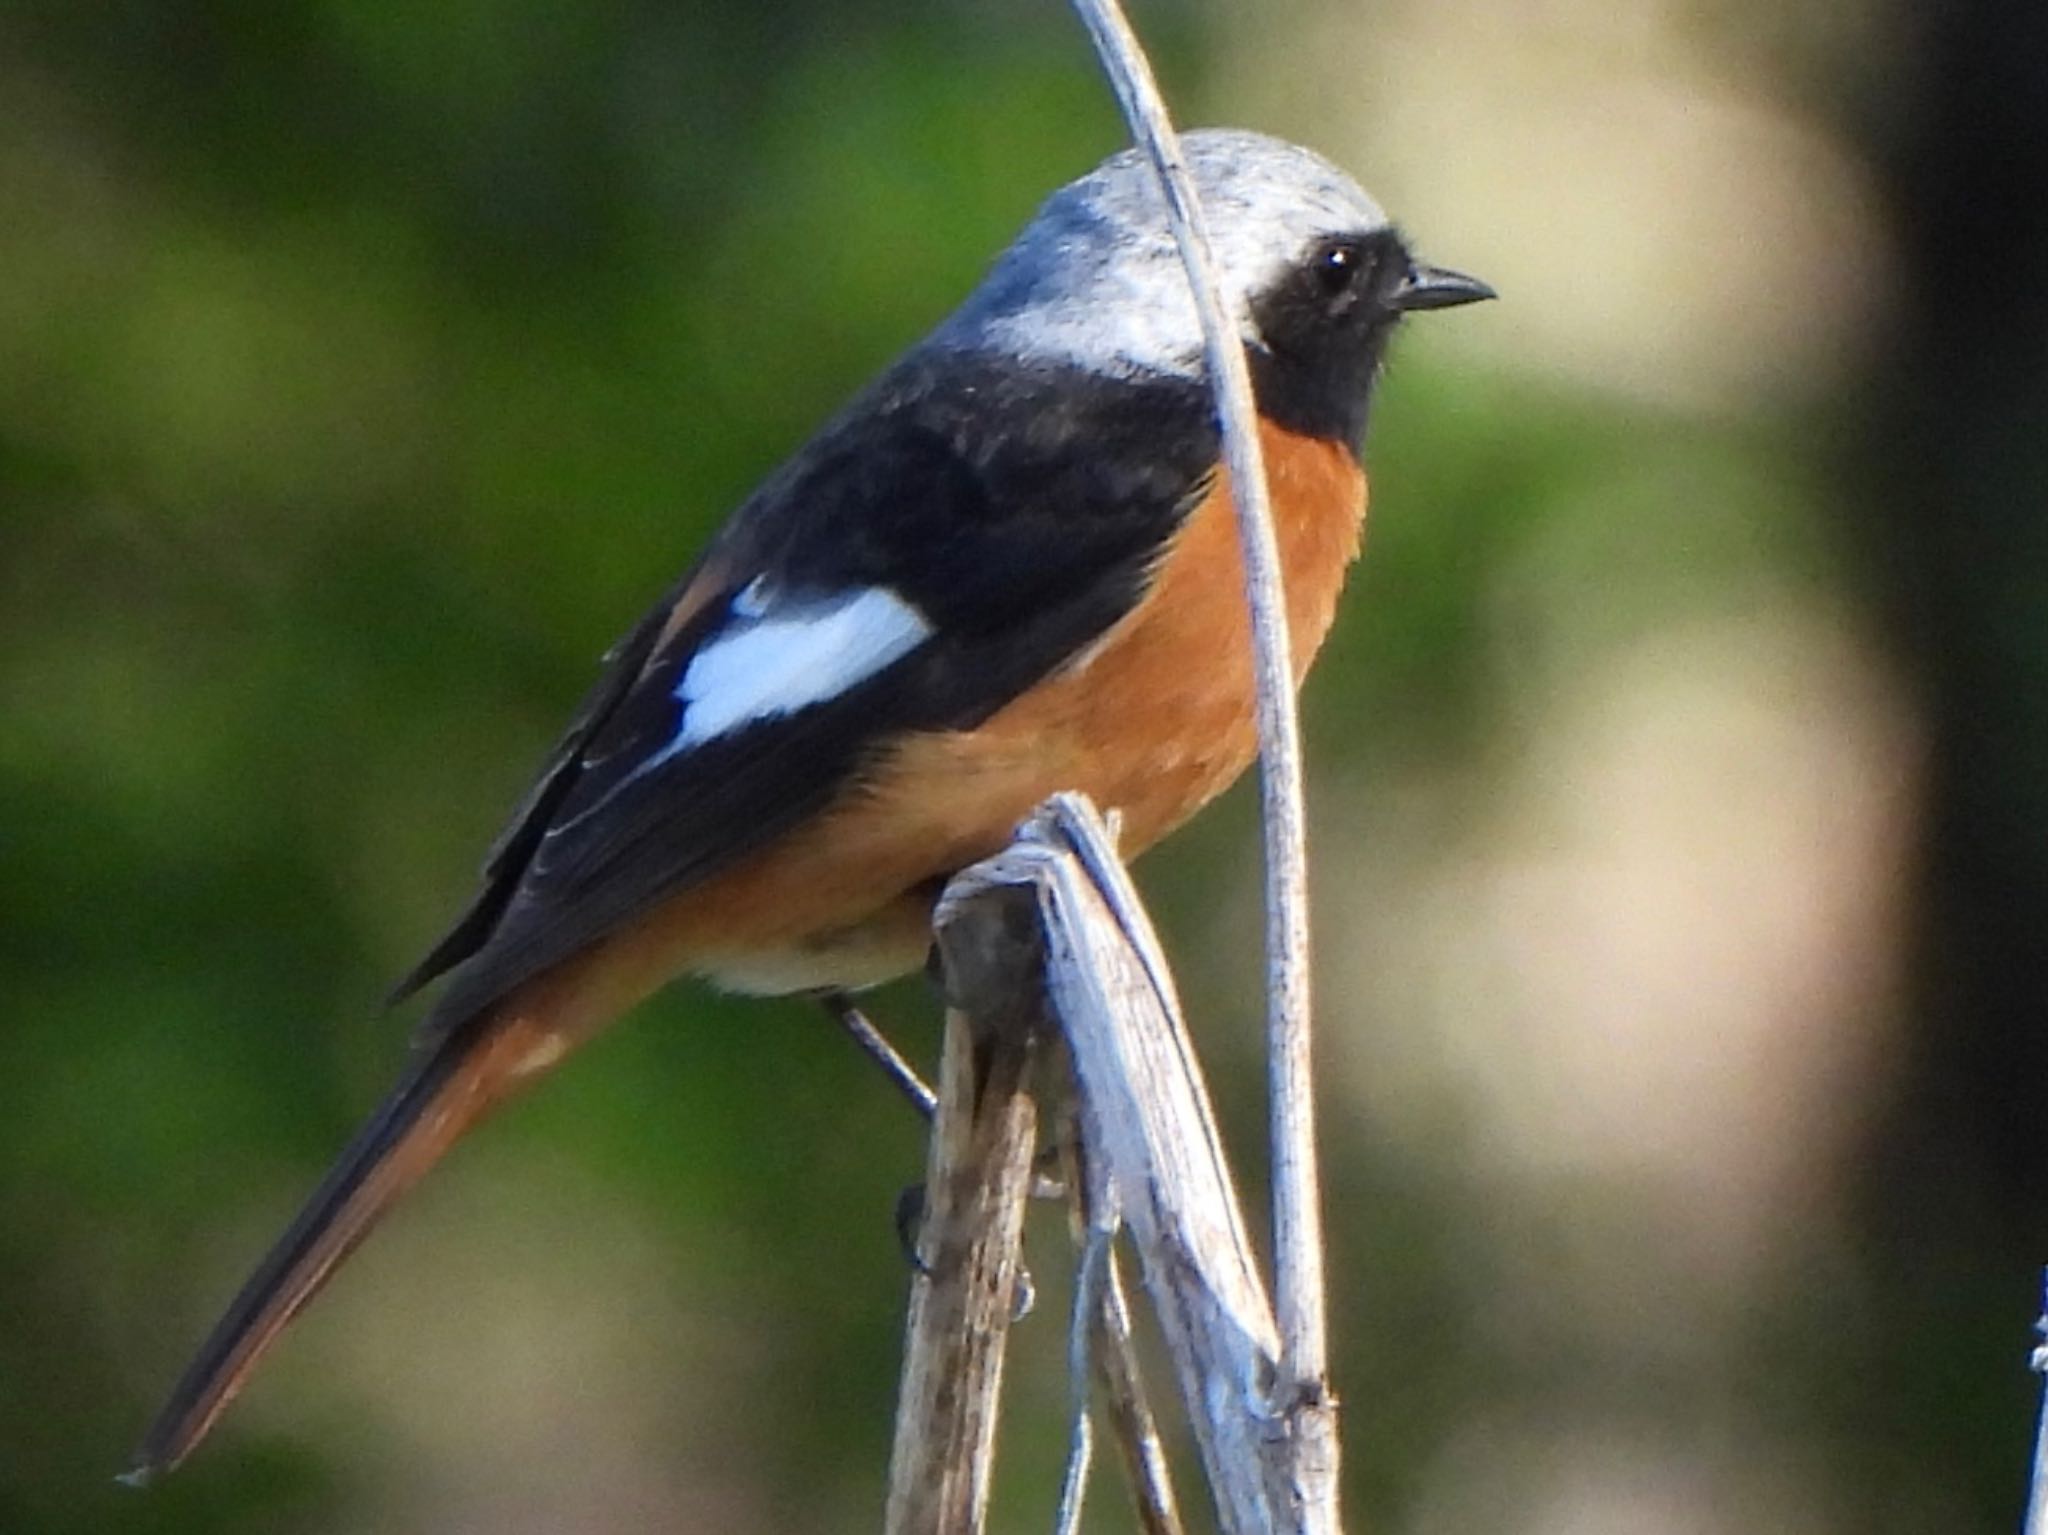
[3,0,2044,1531]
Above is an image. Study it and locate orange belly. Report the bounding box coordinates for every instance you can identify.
[518,420,1366,1018]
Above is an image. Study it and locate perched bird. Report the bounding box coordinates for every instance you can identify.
[127,128,1490,1481]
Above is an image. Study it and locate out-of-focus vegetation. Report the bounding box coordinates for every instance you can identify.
[3,2,2044,1532]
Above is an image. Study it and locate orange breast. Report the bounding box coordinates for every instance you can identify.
[520,421,1367,1012]
[860,421,1364,858]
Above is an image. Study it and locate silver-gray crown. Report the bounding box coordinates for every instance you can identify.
[939,129,1392,379]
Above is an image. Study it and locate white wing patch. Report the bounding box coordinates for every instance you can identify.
[540,581,932,845]
[673,582,931,748]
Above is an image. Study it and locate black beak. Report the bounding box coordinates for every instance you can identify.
[1391,262,1496,313]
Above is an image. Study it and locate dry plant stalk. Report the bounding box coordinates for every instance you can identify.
[1053,1097,1185,1535]
[2027,1273,2048,1535]
[929,796,1326,1535]
[887,2,1344,1525]
[882,884,1044,1535]
[1064,0,1331,1400]
[1064,0,1338,1526]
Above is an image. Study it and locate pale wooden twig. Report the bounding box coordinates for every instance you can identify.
[1063,8,1333,1478]
[1055,1125,1185,1535]
[1055,1094,1185,1535]
[1094,1244,1182,1534]
[2027,1270,2048,1535]
[1054,1225,1103,1535]
[938,794,1322,1534]
[883,886,1044,1535]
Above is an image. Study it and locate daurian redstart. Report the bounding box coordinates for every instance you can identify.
[127,128,1491,1480]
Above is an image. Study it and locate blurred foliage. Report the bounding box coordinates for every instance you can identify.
[2,2,2045,1533]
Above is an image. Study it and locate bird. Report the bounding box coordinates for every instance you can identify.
[125,127,1491,1482]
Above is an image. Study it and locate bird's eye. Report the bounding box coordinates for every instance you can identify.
[1313,241,1364,297]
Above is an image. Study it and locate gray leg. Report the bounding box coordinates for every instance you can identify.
[818,989,937,1119]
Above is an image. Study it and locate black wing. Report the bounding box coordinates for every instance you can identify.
[401,353,1218,1038]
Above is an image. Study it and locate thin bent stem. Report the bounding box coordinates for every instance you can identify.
[1064,0,1327,1393]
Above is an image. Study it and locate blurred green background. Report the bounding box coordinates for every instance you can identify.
[4,0,2046,1530]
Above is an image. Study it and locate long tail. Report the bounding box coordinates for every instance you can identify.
[123,1010,568,1484]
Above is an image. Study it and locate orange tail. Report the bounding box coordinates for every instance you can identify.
[123,1011,567,1484]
